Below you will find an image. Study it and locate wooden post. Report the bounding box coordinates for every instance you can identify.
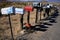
[20,10,24,29]
[8,14,14,40]
[27,11,30,23]
[20,14,23,29]
[40,11,41,21]
[40,7,42,21]
[35,8,38,23]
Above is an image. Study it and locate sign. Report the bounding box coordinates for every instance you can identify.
[15,8,24,14]
[24,6,33,12]
[1,7,14,14]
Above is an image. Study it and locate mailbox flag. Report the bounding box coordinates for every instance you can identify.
[15,8,24,14]
[1,6,14,14]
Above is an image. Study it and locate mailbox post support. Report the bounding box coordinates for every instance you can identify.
[20,14,23,29]
[39,7,43,24]
[40,10,42,24]
[8,14,14,40]
[27,11,30,23]
[40,8,42,21]
[35,9,38,23]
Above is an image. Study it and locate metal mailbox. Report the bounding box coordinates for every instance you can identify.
[33,2,41,9]
[1,6,14,14]
[24,6,33,12]
[15,8,24,14]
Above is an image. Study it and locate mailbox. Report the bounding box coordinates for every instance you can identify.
[33,2,41,9]
[1,6,14,14]
[15,8,24,14]
[24,6,33,12]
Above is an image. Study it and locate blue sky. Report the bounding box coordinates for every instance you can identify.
[0,0,60,2]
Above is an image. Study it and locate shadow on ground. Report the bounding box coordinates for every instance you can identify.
[31,25,49,32]
[32,11,59,32]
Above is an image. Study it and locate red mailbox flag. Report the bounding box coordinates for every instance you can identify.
[24,6,33,12]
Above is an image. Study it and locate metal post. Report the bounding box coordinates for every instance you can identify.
[8,14,14,40]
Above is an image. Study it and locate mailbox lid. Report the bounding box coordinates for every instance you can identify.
[24,6,33,12]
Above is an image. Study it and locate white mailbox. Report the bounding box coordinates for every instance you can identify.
[15,8,24,14]
[1,6,14,14]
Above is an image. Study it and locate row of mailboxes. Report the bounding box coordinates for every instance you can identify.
[1,5,52,15]
[1,6,33,15]
[1,5,51,24]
